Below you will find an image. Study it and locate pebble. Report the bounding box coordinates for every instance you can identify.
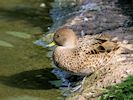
[40,3,46,8]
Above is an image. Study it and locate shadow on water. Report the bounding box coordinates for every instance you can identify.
[0,68,59,90]
[116,0,133,27]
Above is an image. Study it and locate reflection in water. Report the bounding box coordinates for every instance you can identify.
[0,68,59,90]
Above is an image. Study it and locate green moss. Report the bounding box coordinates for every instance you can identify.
[99,75,133,100]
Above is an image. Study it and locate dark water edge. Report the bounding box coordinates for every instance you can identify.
[0,0,62,100]
[116,0,133,27]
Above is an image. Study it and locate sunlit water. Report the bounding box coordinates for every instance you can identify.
[0,0,61,100]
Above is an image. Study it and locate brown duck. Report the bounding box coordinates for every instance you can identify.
[52,28,119,76]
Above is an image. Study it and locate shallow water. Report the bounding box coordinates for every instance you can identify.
[0,0,61,100]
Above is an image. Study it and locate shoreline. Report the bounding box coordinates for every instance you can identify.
[48,0,133,99]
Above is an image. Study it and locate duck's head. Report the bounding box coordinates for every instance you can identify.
[53,28,78,48]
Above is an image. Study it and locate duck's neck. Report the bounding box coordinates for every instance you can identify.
[56,45,74,56]
[64,36,78,48]
[63,42,77,48]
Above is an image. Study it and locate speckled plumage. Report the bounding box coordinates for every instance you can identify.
[53,28,119,76]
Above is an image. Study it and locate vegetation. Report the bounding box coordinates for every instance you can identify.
[99,75,133,100]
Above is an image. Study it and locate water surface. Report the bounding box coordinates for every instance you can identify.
[0,0,61,100]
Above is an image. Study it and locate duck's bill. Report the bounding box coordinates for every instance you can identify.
[46,41,56,47]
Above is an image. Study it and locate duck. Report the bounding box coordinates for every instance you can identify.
[52,27,120,76]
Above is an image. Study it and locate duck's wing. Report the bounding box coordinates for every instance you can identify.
[78,34,111,46]
[78,34,119,54]
[95,34,119,53]
[96,41,119,53]
[94,34,111,41]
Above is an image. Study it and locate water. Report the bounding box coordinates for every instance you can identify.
[0,0,61,100]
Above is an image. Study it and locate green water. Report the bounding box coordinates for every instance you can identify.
[0,0,61,100]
